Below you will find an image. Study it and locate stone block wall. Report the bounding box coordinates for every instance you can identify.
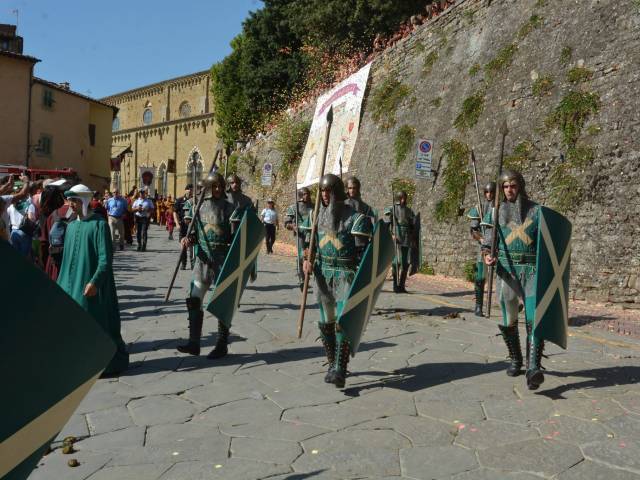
[240,0,640,307]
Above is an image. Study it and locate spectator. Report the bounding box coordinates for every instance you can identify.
[90,192,108,219]
[106,188,128,251]
[260,199,278,254]
[7,177,37,258]
[0,174,29,243]
[132,189,154,251]
[57,184,129,376]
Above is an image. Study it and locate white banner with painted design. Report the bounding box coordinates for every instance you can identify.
[296,62,372,188]
[138,166,156,196]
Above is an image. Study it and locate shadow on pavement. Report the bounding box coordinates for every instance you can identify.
[241,303,319,314]
[569,314,616,327]
[438,290,473,298]
[117,339,396,376]
[344,360,508,395]
[246,284,300,292]
[375,306,471,317]
[277,471,328,480]
[538,366,640,400]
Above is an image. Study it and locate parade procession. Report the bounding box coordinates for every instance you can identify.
[2,1,640,479]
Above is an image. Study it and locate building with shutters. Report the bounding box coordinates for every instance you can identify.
[0,25,118,191]
[101,71,218,197]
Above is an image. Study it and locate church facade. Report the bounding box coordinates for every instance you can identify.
[101,70,218,197]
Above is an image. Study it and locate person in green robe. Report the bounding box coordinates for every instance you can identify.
[57,184,129,376]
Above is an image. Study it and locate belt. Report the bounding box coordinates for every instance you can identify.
[109,215,122,219]
[319,256,355,268]
[498,252,536,265]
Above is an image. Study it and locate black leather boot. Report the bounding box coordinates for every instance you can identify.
[526,332,545,390]
[498,324,523,376]
[177,297,203,356]
[207,320,230,359]
[318,323,337,383]
[332,337,351,388]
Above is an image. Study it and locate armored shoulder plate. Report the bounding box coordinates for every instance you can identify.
[467,206,481,220]
[351,213,372,238]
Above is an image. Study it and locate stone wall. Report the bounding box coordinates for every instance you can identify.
[240,0,640,307]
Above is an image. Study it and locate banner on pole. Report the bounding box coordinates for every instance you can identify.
[139,166,156,195]
[296,63,372,188]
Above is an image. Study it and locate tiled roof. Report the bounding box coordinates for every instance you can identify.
[33,77,118,113]
[0,50,39,63]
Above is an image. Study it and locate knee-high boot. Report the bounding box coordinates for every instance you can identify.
[318,323,337,383]
[526,321,545,390]
[399,268,408,293]
[177,297,203,356]
[207,320,230,359]
[498,324,523,376]
[331,332,351,389]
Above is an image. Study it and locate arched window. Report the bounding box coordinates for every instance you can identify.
[179,101,191,118]
[143,109,152,125]
[112,117,120,132]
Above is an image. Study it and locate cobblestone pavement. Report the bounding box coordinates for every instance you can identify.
[30,226,640,480]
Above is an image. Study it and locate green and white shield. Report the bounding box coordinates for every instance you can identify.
[0,241,115,480]
[534,206,572,349]
[336,220,395,354]
[206,210,264,328]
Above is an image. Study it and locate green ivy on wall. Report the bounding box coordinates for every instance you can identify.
[435,139,471,222]
[394,125,416,167]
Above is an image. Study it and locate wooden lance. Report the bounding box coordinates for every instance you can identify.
[485,120,509,318]
[297,106,334,338]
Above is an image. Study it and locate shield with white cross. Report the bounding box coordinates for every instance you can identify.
[206,210,265,328]
[336,220,394,354]
[534,206,572,349]
[0,241,115,480]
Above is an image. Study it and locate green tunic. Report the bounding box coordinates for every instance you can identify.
[57,214,129,375]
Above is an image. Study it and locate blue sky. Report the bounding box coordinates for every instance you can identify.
[1,0,263,98]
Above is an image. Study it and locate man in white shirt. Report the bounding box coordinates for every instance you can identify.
[132,189,154,251]
[260,199,278,254]
[1,175,34,255]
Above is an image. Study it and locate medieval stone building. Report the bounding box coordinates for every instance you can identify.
[101,71,218,197]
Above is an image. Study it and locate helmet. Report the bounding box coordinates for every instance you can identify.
[346,176,361,189]
[319,174,346,201]
[483,181,496,194]
[499,169,527,198]
[394,190,408,202]
[298,187,311,199]
[201,172,226,190]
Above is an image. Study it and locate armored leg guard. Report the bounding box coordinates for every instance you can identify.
[526,324,545,390]
[207,320,230,359]
[318,323,337,383]
[331,336,351,389]
[177,297,203,356]
[474,280,485,317]
[498,324,523,377]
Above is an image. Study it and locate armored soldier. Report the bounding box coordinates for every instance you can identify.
[384,191,416,293]
[483,169,571,390]
[301,174,372,388]
[285,187,313,289]
[467,181,496,316]
[174,184,194,270]
[344,176,377,221]
[226,173,257,281]
[177,173,236,359]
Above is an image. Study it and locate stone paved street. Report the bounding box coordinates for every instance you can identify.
[29,226,640,480]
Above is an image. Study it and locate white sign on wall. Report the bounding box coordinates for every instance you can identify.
[415,139,434,179]
[261,162,273,186]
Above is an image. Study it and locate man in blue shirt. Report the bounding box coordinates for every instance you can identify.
[132,189,154,251]
[106,188,128,251]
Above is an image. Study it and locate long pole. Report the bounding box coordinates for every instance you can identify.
[297,106,334,338]
[486,120,509,318]
[470,149,483,220]
[294,183,301,282]
[390,186,401,288]
[164,149,221,303]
